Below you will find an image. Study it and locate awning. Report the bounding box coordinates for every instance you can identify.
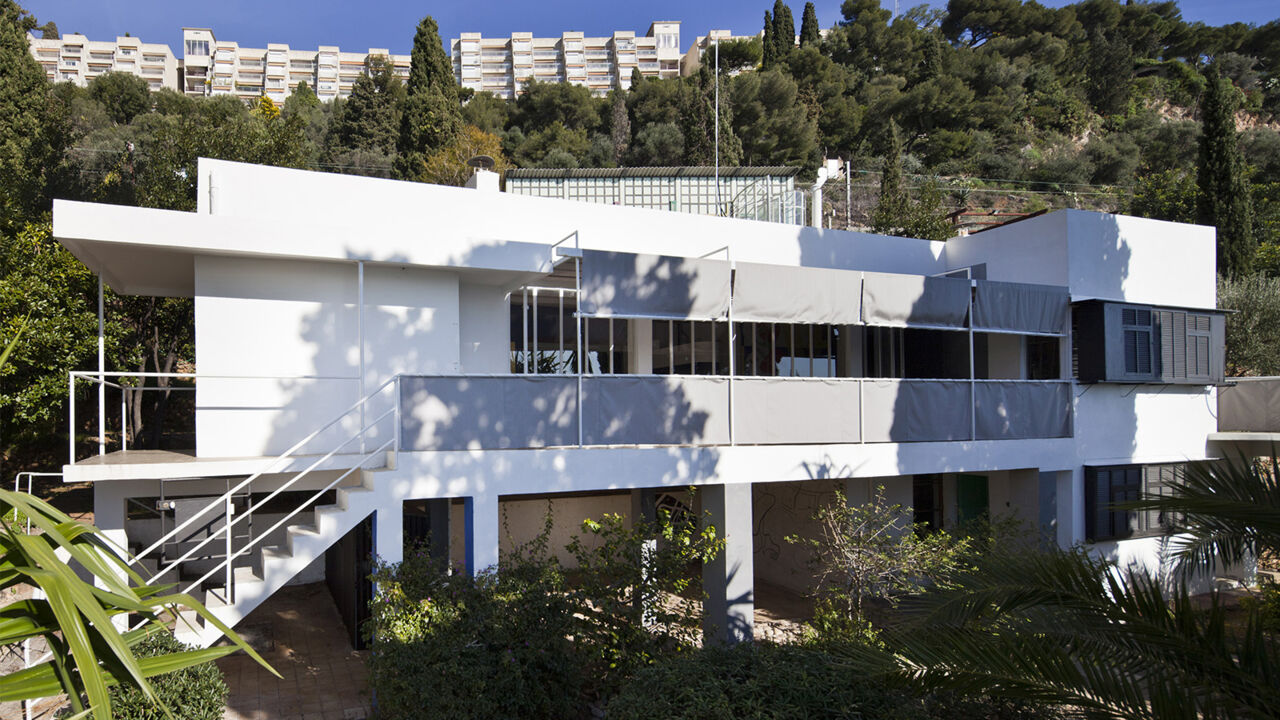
[862,272,971,328]
[732,263,861,325]
[578,250,731,320]
[972,280,1069,334]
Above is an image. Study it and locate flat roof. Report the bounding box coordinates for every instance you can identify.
[506,166,801,180]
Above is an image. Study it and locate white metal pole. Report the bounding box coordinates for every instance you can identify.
[121,396,128,452]
[224,494,234,603]
[714,37,720,216]
[98,277,105,455]
[576,258,584,447]
[846,160,852,229]
[969,283,977,441]
[727,256,735,445]
[523,289,530,373]
[357,261,365,454]
[68,374,75,465]
[532,288,539,374]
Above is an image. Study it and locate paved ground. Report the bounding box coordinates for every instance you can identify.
[216,583,371,720]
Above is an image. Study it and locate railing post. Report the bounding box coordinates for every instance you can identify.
[394,375,401,455]
[225,494,234,604]
[576,257,584,447]
[121,391,128,453]
[68,374,75,465]
[358,261,365,455]
[98,278,105,456]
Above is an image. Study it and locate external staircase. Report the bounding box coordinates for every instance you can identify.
[114,376,402,649]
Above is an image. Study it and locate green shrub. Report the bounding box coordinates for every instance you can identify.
[1242,581,1280,633]
[366,544,584,720]
[106,631,227,720]
[607,642,927,720]
[607,643,1065,720]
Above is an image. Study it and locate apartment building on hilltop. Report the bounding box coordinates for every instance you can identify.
[451,21,682,99]
[180,28,410,103]
[43,157,1261,657]
[26,32,179,91]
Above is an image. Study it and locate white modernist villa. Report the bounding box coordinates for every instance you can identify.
[48,158,1247,648]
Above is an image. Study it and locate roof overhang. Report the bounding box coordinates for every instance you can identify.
[52,199,559,297]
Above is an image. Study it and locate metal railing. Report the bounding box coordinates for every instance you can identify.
[67,371,361,465]
[124,374,400,612]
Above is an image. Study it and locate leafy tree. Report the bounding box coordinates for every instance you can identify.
[249,94,279,121]
[460,91,510,134]
[511,80,600,134]
[1217,273,1280,376]
[418,125,511,186]
[627,122,684,166]
[88,72,152,125]
[0,221,97,458]
[1130,168,1197,224]
[800,2,821,47]
[514,122,590,168]
[37,20,57,39]
[679,69,742,167]
[394,15,462,182]
[0,0,59,233]
[1197,67,1256,277]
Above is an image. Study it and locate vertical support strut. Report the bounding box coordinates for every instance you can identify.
[98,277,105,455]
[357,261,366,453]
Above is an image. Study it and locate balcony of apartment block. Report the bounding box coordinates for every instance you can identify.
[399,251,1074,454]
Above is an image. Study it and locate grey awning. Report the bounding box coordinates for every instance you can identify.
[974,382,1072,440]
[733,263,862,325]
[579,250,731,320]
[973,280,1069,334]
[862,272,971,328]
[733,378,860,444]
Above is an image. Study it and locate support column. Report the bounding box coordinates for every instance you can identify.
[374,504,403,566]
[1056,468,1084,548]
[628,319,653,374]
[701,482,753,645]
[464,494,500,576]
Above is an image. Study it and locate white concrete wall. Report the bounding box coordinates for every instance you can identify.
[1074,385,1217,467]
[195,255,462,457]
[945,210,1216,310]
[459,282,511,374]
[197,159,948,277]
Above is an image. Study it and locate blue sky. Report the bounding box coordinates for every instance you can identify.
[20,1,1280,55]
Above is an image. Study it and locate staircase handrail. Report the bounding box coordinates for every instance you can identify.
[127,374,400,570]
[144,405,395,583]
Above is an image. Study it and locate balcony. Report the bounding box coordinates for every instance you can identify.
[399,375,1072,451]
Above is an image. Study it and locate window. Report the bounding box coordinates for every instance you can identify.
[1026,336,1060,380]
[913,475,944,531]
[509,290,626,375]
[185,40,210,56]
[1121,307,1153,375]
[1086,464,1182,542]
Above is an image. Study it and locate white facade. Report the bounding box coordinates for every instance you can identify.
[27,32,178,91]
[51,159,1228,646]
[451,21,682,99]
[181,28,410,103]
[681,29,762,76]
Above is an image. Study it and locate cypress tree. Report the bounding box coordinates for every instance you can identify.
[1196,66,1255,277]
[393,16,463,181]
[762,11,776,68]
[327,55,405,156]
[610,90,630,164]
[800,2,821,47]
[871,121,910,236]
[773,1,796,61]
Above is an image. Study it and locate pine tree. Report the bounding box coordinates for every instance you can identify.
[800,2,821,47]
[394,16,463,182]
[772,1,796,61]
[1197,66,1256,277]
[762,11,776,69]
[327,55,405,156]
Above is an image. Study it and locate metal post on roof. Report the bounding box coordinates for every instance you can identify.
[714,36,720,216]
[97,277,105,455]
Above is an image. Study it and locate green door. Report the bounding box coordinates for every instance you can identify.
[956,474,989,526]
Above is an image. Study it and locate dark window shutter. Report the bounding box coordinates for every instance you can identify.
[1172,312,1186,378]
